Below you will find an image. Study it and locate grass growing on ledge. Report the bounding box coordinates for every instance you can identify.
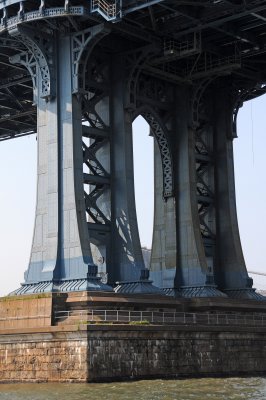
[76,320,114,328]
[0,293,51,302]
[75,320,151,328]
[129,320,150,325]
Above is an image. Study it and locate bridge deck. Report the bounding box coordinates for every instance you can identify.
[1,0,266,140]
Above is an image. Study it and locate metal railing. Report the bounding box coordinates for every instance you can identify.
[164,34,201,58]
[54,309,266,326]
[91,0,117,20]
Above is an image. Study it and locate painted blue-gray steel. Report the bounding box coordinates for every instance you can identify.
[123,0,165,15]
[9,30,113,294]
[0,0,265,299]
[0,0,25,9]
[2,13,162,295]
[0,0,165,19]
[91,0,165,21]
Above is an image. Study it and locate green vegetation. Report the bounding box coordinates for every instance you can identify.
[0,293,51,302]
[129,320,150,325]
[76,320,114,328]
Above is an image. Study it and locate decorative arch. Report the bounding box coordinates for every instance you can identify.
[133,106,173,199]
[71,24,110,93]
[9,26,54,101]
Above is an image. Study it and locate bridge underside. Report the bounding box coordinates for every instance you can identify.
[0,0,266,299]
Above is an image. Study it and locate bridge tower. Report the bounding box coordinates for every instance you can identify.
[0,0,265,300]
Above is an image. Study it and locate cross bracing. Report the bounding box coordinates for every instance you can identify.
[1,1,266,140]
[0,1,265,298]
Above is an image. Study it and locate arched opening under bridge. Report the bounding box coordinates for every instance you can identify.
[132,116,154,268]
[0,97,266,295]
[0,135,37,296]
[234,95,266,292]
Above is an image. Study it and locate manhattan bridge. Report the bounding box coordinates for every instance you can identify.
[0,0,265,299]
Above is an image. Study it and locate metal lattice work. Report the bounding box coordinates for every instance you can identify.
[195,121,215,265]
[1,1,266,141]
[192,83,216,282]
[9,29,54,100]
[136,74,170,107]
[0,5,88,34]
[81,58,111,235]
[125,46,158,109]
[71,25,110,93]
[142,110,173,198]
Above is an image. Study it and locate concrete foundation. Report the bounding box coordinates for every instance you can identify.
[1,292,266,383]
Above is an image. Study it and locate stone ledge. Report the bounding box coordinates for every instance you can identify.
[1,322,266,337]
[0,324,87,337]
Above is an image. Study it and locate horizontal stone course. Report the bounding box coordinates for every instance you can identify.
[0,330,88,382]
[1,296,266,382]
[86,327,266,381]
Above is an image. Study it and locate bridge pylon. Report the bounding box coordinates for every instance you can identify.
[0,0,264,300]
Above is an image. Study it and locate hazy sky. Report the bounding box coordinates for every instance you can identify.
[0,97,265,296]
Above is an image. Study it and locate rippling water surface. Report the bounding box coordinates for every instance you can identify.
[1,378,266,400]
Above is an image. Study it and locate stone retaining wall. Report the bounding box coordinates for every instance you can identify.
[0,294,52,330]
[1,325,266,382]
[88,326,266,381]
[0,329,88,382]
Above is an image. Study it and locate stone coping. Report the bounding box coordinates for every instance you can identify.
[1,323,266,337]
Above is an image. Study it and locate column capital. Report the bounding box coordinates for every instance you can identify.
[9,26,55,102]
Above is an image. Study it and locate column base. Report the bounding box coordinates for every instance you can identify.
[174,285,227,298]
[163,288,182,297]
[10,278,113,295]
[223,288,266,301]
[114,280,165,295]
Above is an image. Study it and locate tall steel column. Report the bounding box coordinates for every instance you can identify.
[89,52,163,293]
[8,24,162,294]
[169,85,223,297]
[213,85,260,299]
[10,27,113,293]
[150,139,177,292]
[110,54,147,286]
[152,82,262,299]
[148,81,262,299]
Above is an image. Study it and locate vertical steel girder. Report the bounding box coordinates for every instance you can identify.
[170,82,263,299]
[213,86,262,300]
[10,26,113,294]
[80,58,111,283]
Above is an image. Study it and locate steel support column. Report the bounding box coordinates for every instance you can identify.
[11,30,112,294]
[109,54,162,294]
[172,85,225,297]
[213,86,263,300]
[150,138,177,293]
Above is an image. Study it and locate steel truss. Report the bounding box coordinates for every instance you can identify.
[0,0,265,299]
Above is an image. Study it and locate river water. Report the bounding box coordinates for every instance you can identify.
[0,378,266,400]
